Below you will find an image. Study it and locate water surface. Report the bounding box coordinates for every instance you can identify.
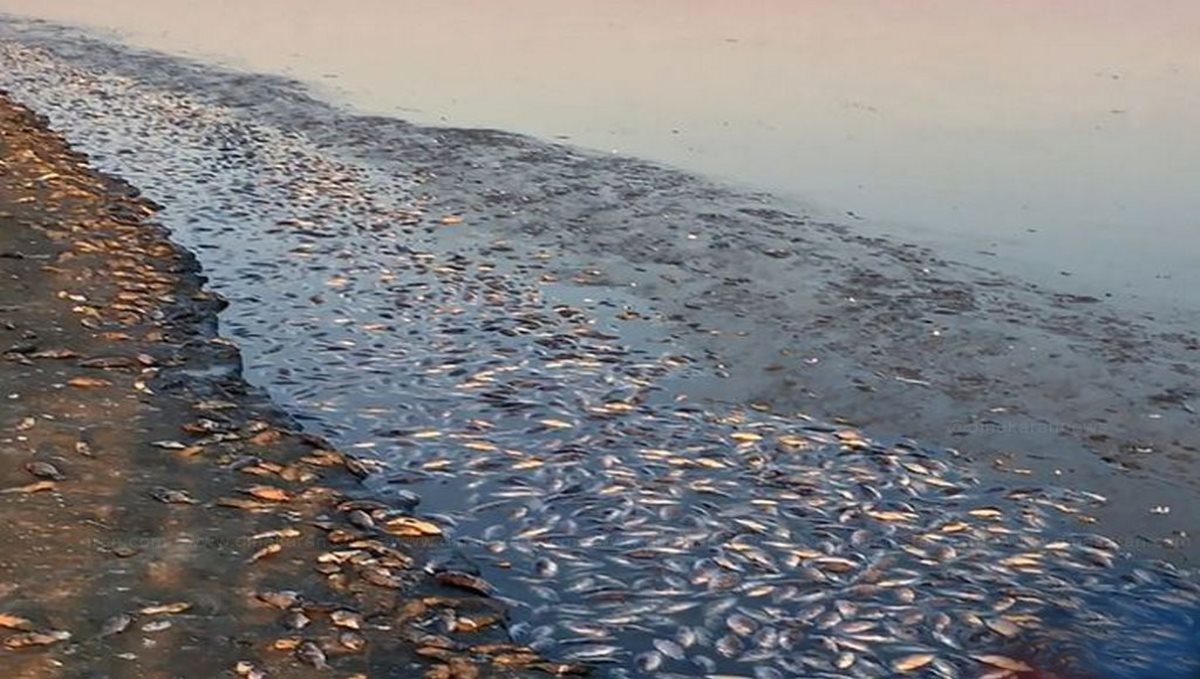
[1,0,1198,315]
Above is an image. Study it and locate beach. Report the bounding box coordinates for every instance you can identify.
[0,95,575,678]
[2,11,1199,679]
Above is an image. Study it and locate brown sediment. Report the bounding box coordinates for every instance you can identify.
[0,96,572,677]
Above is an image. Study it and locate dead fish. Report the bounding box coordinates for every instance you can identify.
[4,629,71,648]
[243,485,292,502]
[340,631,366,651]
[296,641,329,669]
[382,516,442,537]
[534,557,558,578]
[150,440,188,450]
[972,654,1033,672]
[283,611,311,630]
[248,543,282,563]
[325,531,362,547]
[149,487,196,504]
[652,638,685,660]
[79,356,138,369]
[452,615,500,633]
[256,590,302,609]
[932,544,958,562]
[141,619,172,633]
[252,528,302,540]
[434,571,494,595]
[727,613,757,636]
[360,566,403,589]
[716,633,743,658]
[561,622,611,640]
[562,644,622,662]
[331,609,363,630]
[28,348,77,359]
[233,660,265,678]
[140,602,191,615]
[67,376,111,388]
[893,653,936,673]
[0,480,55,494]
[25,461,64,481]
[391,489,423,510]
[217,497,272,511]
[691,654,718,672]
[634,650,663,671]
[346,509,375,530]
[0,614,35,631]
[986,618,1021,638]
[8,68,1194,679]
[98,613,132,638]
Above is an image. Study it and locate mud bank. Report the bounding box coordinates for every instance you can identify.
[3,28,1200,679]
[0,19,1195,569]
[0,95,573,677]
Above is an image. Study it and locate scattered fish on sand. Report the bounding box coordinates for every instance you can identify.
[0,29,1197,679]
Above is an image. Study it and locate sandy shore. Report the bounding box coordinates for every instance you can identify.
[0,95,577,677]
[4,29,1200,673]
[1,22,1195,573]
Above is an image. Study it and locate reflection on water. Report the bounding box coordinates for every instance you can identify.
[1,0,1197,314]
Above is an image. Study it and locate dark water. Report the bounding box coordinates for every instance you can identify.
[2,20,1199,678]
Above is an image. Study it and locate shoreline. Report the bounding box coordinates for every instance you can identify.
[2,4,1198,316]
[3,37,1200,676]
[0,95,569,677]
[0,20,1195,570]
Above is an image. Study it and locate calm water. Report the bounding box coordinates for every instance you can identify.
[1,0,1198,316]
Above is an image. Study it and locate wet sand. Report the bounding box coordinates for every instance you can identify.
[0,95,575,678]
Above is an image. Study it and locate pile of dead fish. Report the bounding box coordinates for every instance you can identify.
[1,25,1197,678]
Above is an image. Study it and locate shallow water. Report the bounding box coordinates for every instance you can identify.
[2,20,1199,678]
[2,0,1198,317]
